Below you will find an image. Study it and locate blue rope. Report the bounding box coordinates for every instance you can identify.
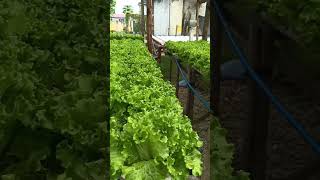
[213,0,320,154]
[174,58,213,113]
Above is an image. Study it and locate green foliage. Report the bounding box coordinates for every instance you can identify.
[110,32,144,41]
[225,0,320,46]
[165,41,210,78]
[110,38,203,179]
[123,5,134,32]
[260,0,320,45]
[111,0,116,14]
[123,5,134,15]
[210,119,250,180]
[0,0,108,179]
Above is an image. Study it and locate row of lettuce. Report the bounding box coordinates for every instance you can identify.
[0,0,107,179]
[110,35,203,179]
[110,32,144,41]
[165,41,210,78]
[165,40,249,180]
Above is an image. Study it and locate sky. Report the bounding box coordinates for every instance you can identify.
[115,0,141,14]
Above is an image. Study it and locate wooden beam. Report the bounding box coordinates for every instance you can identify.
[209,1,215,178]
[147,0,153,53]
[246,21,272,180]
[211,0,222,116]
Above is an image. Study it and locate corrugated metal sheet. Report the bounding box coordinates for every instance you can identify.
[154,0,208,36]
[154,0,170,35]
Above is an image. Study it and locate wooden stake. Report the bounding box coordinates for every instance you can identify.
[185,65,195,119]
[169,55,173,81]
[175,57,180,98]
[147,0,153,53]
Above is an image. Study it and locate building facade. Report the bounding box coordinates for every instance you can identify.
[111,14,125,32]
[153,0,209,36]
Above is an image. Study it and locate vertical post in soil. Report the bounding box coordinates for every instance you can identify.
[185,65,195,119]
[209,2,216,177]
[202,1,210,41]
[169,55,173,81]
[152,0,154,35]
[175,58,180,97]
[157,46,162,63]
[211,0,222,116]
[246,20,272,180]
[147,0,153,53]
[181,0,186,35]
[196,0,200,40]
[176,25,178,36]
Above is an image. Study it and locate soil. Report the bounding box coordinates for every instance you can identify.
[161,59,320,180]
[217,79,320,180]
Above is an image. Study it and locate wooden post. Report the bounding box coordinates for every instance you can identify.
[152,0,154,35]
[185,65,195,119]
[246,21,272,180]
[211,0,222,116]
[147,0,153,53]
[176,25,178,36]
[209,2,214,178]
[181,0,186,35]
[169,55,173,81]
[202,1,210,40]
[175,58,180,97]
[140,0,145,36]
[157,46,162,63]
[196,0,200,40]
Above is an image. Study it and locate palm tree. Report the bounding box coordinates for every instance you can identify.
[123,5,133,32]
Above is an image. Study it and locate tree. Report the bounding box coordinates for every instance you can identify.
[111,0,116,15]
[123,5,134,32]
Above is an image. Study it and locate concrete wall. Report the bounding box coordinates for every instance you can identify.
[169,0,183,35]
[154,0,206,36]
[110,18,125,32]
[182,0,197,21]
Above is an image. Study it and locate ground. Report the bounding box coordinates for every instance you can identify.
[159,55,320,180]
